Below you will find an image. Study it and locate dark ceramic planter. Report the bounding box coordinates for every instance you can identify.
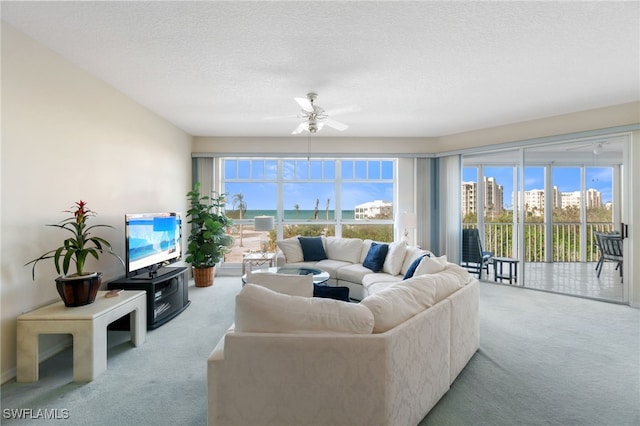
[55,272,102,307]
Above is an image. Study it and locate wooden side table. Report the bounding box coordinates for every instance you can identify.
[493,257,519,284]
[242,252,276,275]
[16,290,146,382]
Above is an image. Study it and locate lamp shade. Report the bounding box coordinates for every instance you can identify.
[254,216,274,231]
[397,212,417,229]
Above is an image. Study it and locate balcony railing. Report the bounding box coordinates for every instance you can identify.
[463,222,615,262]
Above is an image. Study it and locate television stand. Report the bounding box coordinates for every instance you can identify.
[108,266,190,329]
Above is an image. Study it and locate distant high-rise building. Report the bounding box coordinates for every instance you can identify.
[524,188,545,215]
[461,177,503,218]
[463,177,604,218]
[561,190,601,209]
[518,186,602,214]
[461,181,477,217]
[485,177,504,218]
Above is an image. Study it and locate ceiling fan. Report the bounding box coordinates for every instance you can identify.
[274,93,359,135]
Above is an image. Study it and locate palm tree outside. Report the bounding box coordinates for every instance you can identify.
[232,193,247,247]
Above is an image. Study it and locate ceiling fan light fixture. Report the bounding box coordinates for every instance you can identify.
[593,143,603,155]
[287,92,356,135]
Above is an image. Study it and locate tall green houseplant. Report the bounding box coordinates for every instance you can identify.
[186,183,234,287]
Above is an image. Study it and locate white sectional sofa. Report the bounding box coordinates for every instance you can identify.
[207,259,480,426]
[275,236,433,300]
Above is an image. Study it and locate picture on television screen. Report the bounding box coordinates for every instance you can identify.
[125,212,182,277]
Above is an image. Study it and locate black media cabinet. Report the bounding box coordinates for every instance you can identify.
[108,266,190,329]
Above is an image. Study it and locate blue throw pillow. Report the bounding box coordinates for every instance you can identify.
[403,254,429,280]
[298,236,328,261]
[363,242,389,272]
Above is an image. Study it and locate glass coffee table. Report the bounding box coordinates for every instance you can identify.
[242,266,330,285]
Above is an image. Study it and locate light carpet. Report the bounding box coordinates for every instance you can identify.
[2,277,638,426]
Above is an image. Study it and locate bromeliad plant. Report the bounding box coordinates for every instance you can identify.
[26,200,124,279]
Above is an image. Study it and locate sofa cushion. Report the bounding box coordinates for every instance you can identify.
[432,271,465,302]
[400,246,432,275]
[361,269,466,333]
[362,272,403,289]
[235,284,374,334]
[403,254,429,280]
[383,241,407,276]
[336,263,374,284]
[277,237,304,263]
[325,237,363,263]
[442,262,474,287]
[414,255,448,275]
[359,239,376,263]
[315,259,352,279]
[298,236,328,261]
[363,279,400,296]
[244,271,313,297]
[360,275,438,333]
[363,242,388,272]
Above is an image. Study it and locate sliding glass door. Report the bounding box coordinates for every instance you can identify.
[462,135,630,303]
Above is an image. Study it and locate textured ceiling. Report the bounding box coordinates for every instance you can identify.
[2,1,639,137]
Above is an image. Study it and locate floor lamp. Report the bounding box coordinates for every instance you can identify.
[254,216,275,253]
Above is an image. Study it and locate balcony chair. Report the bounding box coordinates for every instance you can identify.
[461,228,493,279]
[595,231,623,282]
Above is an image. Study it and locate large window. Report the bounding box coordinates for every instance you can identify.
[221,158,395,263]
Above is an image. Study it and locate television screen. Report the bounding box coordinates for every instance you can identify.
[125,212,182,277]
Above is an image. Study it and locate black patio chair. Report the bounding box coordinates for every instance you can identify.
[462,228,493,279]
[595,231,623,282]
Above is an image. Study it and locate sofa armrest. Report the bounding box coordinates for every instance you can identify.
[447,279,480,383]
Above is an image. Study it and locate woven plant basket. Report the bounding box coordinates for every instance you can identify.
[193,266,214,287]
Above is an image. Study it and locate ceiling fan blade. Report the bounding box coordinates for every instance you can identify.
[295,97,314,113]
[324,118,348,131]
[323,105,361,116]
[291,122,308,134]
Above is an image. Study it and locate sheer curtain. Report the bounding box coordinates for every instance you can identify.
[437,154,462,263]
[415,158,432,250]
[192,156,216,196]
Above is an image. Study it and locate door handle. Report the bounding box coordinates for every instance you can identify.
[621,222,628,239]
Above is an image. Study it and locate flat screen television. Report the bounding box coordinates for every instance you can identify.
[125,212,182,278]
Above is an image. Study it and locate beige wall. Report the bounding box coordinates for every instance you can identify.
[1,24,192,382]
[435,102,640,152]
[193,102,639,155]
[192,136,438,156]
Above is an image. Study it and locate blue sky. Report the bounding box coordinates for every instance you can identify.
[463,166,613,208]
[224,159,394,210]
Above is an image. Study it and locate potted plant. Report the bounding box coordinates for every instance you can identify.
[25,200,124,307]
[186,182,234,287]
